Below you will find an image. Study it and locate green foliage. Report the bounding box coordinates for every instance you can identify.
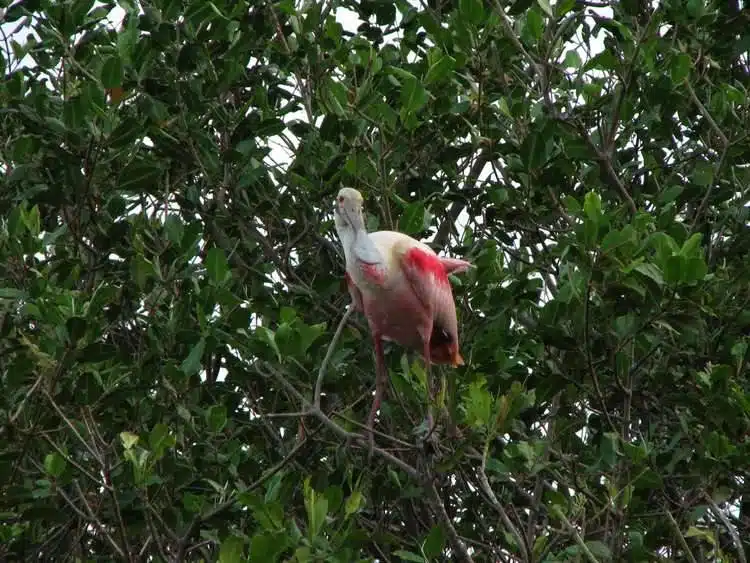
[1,0,750,561]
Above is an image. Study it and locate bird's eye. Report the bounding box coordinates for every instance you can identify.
[338,196,344,203]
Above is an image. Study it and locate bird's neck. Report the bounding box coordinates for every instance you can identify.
[339,224,384,269]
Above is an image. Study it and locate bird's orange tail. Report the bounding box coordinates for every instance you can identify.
[452,351,465,367]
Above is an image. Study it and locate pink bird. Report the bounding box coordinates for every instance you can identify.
[333,188,471,450]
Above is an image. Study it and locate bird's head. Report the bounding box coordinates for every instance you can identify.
[334,187,365,233]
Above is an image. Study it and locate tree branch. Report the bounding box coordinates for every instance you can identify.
[314,306,354,408]
[261,362,420,479]
[705,492,747,563]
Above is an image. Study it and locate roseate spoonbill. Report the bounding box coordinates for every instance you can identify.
[333,187,471,451]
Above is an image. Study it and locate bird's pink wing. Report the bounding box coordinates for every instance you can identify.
[440,257,471,275]
[399,246,455,314]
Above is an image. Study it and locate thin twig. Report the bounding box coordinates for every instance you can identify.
[582,266,618,435]
[690,143,729,232]
[43,388,103,465]
[331,412,416,448]
[477,452,530,562]
[174,437,308,560]
[41,435,105,488]
[551,505,601,563]
[9,374,44,424]
[494,1,540,72]
[103,458,133,563]
[704,492,747,563]
[314,306,354,408]
[684,79,730,148]
[73,480,127,559]
[663,506,699,563]
[585,135,638,214]
[263,363,420,479]
[427,480,475,563]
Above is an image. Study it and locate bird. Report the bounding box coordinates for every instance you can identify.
[333,187,471,452]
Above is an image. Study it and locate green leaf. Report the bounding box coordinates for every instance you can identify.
[423,525,446,559]
[399,201,427,235]
[659,185,684,204]
[393,550,425,563]
[304,478,329,538]
[205,247,230,284]
[424,53,456,85]
[250,531,288,561]
[400,75,429,115]
[206,404,228,433]
[459,0,484,25]
[131,255,155,290]
[680,233,703,258]
[120,432,139,450]
[585,541,613,560]
[582,50,619,72]
[218,535,246,563]
[522,131,552,170]
[583,191,602,222]
[536,0,553,17]
[44,453,67,478]
[664,254,683,285]
[463,379,493,428]
[670,52,691,83]
[115,26,136,66]
[693,160,714,186]
[600,432,620,469]
[182,491,204,513]
[344,490,363,517]
[556,0,576,15]
[632,263,664,286]
[101,55,124,89]
[525,9,544,41]
[21,204,41,236]
[149,423,176,460]
[563,50,582,69]
[683,256,708,284]
[164,214,184,245]
[181,337,206,375]
[118,161,162,192]
[319,76,348,116]
[254,326,280,362]
[685,526,716,545]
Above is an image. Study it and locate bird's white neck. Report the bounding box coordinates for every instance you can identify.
[336,222,383,269]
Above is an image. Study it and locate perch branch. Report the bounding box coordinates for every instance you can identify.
[263,363,420,479]
[314,305,354,408]
[704,492,747,563]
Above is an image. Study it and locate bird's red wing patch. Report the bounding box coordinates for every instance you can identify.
[403,247,450,285]
[359,261,386,286]
[400,246,452,313]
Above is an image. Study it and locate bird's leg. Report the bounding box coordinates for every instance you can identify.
[366,335,387,459]
[421,338,439,445]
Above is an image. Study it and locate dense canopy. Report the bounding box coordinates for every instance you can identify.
[1,0,750,561]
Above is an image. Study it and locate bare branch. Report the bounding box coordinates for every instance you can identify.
[314,306,354,408]
[705,492,747,563]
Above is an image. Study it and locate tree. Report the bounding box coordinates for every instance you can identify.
[2,0,750,560]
